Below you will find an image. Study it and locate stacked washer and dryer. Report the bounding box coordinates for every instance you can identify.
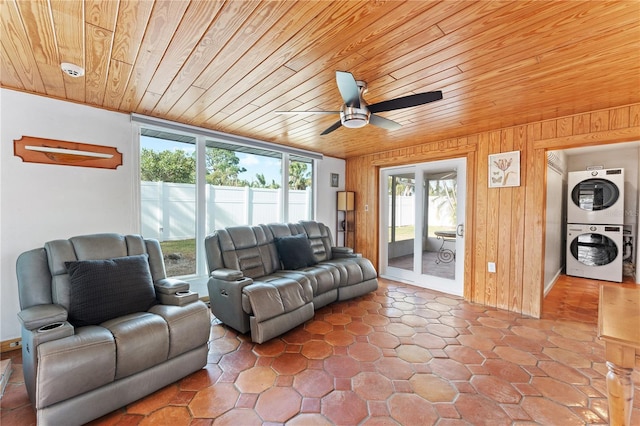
[566,168,625,282]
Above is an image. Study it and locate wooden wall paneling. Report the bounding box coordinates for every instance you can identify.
[556,117,574,138]
[631,105,640,127]
[609,107,630,130]
[541,120,557,140]
[590,110,610,133]
[573,113,591,135]
[508,126,527,313]
[472,133,489,305]
[484,131,502,307]
[496,128,514,310]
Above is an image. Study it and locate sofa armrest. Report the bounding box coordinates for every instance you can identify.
[210,268,244,281]
[17,304,68,331]
[154,277,190,295]
[331,246,361,258]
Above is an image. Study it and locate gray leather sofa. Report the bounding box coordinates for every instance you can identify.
[15,233,211,426]
[204,220,378,343]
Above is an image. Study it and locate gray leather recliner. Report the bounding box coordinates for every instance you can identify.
[205,221,378,343]
[15,233,211,426]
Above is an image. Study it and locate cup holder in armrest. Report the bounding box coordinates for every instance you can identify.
[175,290,192,296]
[38,322,65,332]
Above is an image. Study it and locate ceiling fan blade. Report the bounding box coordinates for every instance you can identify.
[369,114,402,131]
[275,110,340,115]
[335,71,360,108]
[320,119,343,135]
[368,90,443,113]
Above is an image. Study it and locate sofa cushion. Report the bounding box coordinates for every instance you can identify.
[65,254,156,326]
[274,233,317,269]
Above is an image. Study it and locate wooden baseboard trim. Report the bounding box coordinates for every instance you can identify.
[1,338,22,353]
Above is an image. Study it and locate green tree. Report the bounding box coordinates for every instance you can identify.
[206,148,247,186]
[252,173,280,189]
[140,148,195,183]
[289,161,311,190]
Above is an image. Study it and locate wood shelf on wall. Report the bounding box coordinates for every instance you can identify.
[14,136,123,169]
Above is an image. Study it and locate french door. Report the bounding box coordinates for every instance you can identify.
[379,158,466,296]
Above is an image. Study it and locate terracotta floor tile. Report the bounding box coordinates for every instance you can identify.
[323,355,362,378]
[352,372,393,400]
[493,345,539,366]
[189,383,238,418]
[454,393,511,426]
[374,357,414,380]
[252,338,286,357]
[410,373,457,402]
[271,352,307,375]
[287,413,333,426]
[5,275,639,426]
[300,396,321,413]
[138,406,191,426]
[325,329,355,346]
[235,366,276,393]
[521,396,587,425]
[396,344,432,363]
[444,344,484,364]
[255,386,302,422]
[483,358,531,383]
[211,408,261,426]
[471,375,521,404]
[530,376,590,407]
[348,342,382,362]
[301,340,333,359]
[321,390,368,425]
[293,369,333,398]
[388,393,439,425]
[428,358,471,381]
[345,321,373,336]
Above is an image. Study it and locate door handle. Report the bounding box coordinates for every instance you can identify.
[457,224,464,237]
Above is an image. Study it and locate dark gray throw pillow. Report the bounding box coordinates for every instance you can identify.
[65,254,156,326]
[274,233,317,269]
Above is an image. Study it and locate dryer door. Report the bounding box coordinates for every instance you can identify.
[571,178,619,213]
[569,231,619,267]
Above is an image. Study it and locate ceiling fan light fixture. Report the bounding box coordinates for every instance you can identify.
[340,106,370,128]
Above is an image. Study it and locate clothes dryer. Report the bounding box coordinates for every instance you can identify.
[567,168,624,224]
[566,223,623,282]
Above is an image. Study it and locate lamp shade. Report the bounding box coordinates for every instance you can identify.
[337,191,355,211]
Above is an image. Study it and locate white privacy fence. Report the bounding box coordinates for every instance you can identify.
[141,182,312,241]
[390,195,455,227]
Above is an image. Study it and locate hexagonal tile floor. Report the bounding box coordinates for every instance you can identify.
[2,276,639,425]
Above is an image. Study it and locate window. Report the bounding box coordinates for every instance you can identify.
[137,124,318,292]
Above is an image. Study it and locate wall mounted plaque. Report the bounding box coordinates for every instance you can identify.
[14,136,123,169]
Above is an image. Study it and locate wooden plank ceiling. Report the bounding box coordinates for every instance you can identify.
[2,0,639,159]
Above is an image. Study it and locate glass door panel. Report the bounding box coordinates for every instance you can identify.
[386,173,416,273]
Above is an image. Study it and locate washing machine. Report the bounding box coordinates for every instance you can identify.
[566,223,623,282]
[567,168,624,224]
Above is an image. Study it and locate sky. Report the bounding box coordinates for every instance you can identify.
[141,135,282,184]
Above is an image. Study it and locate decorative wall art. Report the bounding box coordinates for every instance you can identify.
[14,136,123,169]
[489,150,520,188]
[330,173,339,187]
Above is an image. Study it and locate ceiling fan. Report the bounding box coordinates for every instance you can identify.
[276,71,443,135]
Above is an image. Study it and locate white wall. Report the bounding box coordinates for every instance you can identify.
[0,89,137,341]
[544,151,566,294]
[315,156,346,240]
[0,89,345,342]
